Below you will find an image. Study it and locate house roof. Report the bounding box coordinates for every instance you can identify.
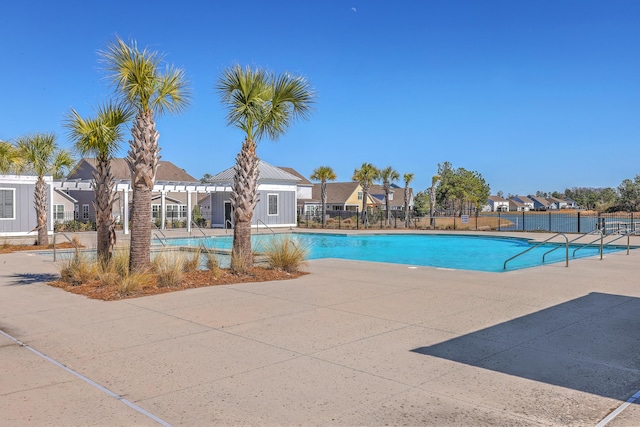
[513,195,534,204]
[278,167,312,185]
[208,160,301,184]
[68,158,198,183]
[488,196,508,202]
[311,182,382,206]
[528,196,551,206]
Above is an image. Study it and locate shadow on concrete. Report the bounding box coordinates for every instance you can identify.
[7,273,60,286]
[412,292,640,402]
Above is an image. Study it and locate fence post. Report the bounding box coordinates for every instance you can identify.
[522,211,525,231]
[549,212,552,232]
[356,207,359,230]
[577,211,581,233]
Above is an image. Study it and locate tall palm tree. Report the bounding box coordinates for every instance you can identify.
[379,166,399,226]
[403,172,414,228]
[310,166,336,228]
[430,175,441,227]
[65,102,133,262]
[16,133,74,246]
[217,65,314,271]
[352,163,379,227]
[100,36,190,272]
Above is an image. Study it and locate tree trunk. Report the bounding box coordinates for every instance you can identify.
[320,182,327,228]
[93,156,116,263]
[361,184,369,227]
[34,176,48,246]
[404,185,410,228]
[230,138,259,272]
[384,185,391,226]
[429,186,437,227]
[127,111,159,272]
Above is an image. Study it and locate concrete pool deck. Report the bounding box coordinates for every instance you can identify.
[1,231,639,425]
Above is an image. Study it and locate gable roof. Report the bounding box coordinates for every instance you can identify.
[278,167,312,185]
[67,158,198,183]
[208,160,301,183]
[311,182,382,206]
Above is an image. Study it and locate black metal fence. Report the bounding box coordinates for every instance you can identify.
[298,209,640,235]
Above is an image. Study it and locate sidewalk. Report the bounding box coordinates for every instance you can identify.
[1,239,639,425]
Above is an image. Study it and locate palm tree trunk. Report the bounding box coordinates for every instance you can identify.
[361,185,369,227]
[231,138,259,271]
[34,176,48,246]
[320,182,327,228]
[430,186,437,227]
[384,186,391,226]
[93,156,116,262]
[404,185,410,228]
[127,111,159,272]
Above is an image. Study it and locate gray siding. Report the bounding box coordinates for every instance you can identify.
[0,182,40,233]
[254,190,296,226]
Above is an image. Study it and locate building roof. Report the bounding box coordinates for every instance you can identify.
[208,160,301,184]
[278,167,312,185]
[68,158,198,183]
[311,182,382,206]
[488,195,509,202]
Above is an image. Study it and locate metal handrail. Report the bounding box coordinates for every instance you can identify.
[190,219,207,237]
[542,229,602,262]
[256,219,275,235]
[224,219,233,234]
[504,233,569,270]
[598,228,639,255]
[572,232,607,259]
[152,232,166,246]
[53,232,80,262]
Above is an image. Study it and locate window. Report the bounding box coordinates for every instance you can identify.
[53,204,65,222]
[0,188,15,220]
[267,194,278,216]
[357,191,363,200]
[152,205,160,219]
[82,204,89,220]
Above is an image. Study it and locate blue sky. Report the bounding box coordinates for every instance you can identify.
[1,0,638,195]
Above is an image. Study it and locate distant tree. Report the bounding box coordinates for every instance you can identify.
[565,187,618,211]
[379,166,399,226]
[496,190,504,199]
[310,166,337,228]
[617,176,640,212]
[429,175,440,226]
[403,172,414,227]
[436,162,490,215]
[16,133,74,246]
[413,190,430,216]
[352,162,379,226]
[550,191,565,199]
[535,190,548,197]
[200,173,212,183]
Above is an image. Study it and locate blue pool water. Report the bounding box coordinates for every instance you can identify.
[163,233,625,272]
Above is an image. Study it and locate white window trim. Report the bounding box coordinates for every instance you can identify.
[53,204,65,221]
[0,188,16,220]
[267,193,279,216]
[82,204,90,220]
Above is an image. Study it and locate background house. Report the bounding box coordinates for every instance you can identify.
[510,195,535,211]
[486,195,510,212]
[60,158,207,232]
[202,160,300,229]
[303,182,381,215]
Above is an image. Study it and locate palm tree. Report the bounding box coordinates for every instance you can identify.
[100,36,190,272]
[65,102,133,262]
[310,166,337,228]
[352,163,379,227]
[216,65,314,271]
[430,175,441,227]
[403,172,414,228]
[16,133,74,246]
[379,166,399,226]
[0,140,22,174]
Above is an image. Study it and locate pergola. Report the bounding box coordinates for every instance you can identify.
[54,179,229,234]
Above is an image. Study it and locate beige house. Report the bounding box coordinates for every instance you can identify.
[302,182,381,215]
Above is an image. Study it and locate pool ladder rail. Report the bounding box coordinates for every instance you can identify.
[503,229,638,271]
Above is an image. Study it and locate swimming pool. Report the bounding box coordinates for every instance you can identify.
[162,233,625,272]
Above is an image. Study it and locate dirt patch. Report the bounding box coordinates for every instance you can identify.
[47,268,307,301]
